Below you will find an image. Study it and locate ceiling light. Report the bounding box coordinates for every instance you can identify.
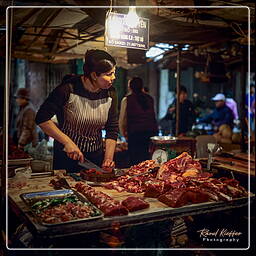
[106,13,123,39]
[126,6,140,28]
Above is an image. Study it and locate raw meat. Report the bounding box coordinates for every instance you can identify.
[75,182,128,217]
[121,197,150,212]
[157,152,202,181]
[158,187,209,208]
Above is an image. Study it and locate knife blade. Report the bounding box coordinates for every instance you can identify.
[78,158,109,174]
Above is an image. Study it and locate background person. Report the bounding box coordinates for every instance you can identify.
[168,85,195,136]
[200,93,234,143]
[245,84,255,135]
[35,49,118,172]
[14,88,38,149]
[225,94,239,121]
[119,77,158,165]
[200,93,234,128]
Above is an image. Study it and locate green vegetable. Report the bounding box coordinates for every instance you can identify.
[31,195,78,213]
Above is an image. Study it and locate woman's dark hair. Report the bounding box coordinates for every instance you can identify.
[129,77,149,111]
[83,49,116,79]
[61,74,76,84]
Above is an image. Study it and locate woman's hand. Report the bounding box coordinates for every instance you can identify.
[102,158,115,172]
[63,141,84,162]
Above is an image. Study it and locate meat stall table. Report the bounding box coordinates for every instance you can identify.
[214,153,255,176]
[7,174,253,248]
[198,152,255,194]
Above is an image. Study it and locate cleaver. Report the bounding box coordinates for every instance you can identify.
[78,158,109,174]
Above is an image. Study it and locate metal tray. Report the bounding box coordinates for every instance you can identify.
[1,158,33,166]
[20,189,103,226]
[150,136,177,144]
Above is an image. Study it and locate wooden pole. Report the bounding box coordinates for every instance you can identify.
[175,47,181,137]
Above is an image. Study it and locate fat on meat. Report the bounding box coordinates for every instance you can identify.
[157,152,202,181]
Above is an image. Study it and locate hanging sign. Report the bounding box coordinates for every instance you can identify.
[105,12,149,50]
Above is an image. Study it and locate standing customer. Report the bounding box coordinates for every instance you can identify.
[168,86,195,136]
[14,88,38,149]
[35,49,118,172]
[119,77,158,165]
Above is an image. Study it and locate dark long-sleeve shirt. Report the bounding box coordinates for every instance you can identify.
[170,99,196,134]
[35,76,118,153]
[200,105,234,128]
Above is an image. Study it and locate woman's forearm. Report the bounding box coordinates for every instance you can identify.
[39,120,84,162]
[38,120,71,145]
[104,138,116,161]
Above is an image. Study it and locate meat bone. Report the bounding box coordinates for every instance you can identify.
[126,166,160,180]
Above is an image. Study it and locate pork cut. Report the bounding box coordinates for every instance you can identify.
[157,152,202,181]
[158,187,209,208]
[121,197,150,212]
[75,182,128,217]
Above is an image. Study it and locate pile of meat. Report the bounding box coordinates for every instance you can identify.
[103,152,248,208]
[75,183,149,216]
[104,160,158,193]
[156,152,202,181]
[104,153,202,193]
[75,182,149,217]
[75,182,128,217]
[38,201,96,224]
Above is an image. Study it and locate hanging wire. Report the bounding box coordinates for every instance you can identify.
[104,0,114,51]
[231,22,247,38]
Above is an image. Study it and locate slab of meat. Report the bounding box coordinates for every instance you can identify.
[143,180,184,198]
[121,197,150,212]
[75,182,128,217]
[144,181,166,198]
[158,188,188,208]
[80,169,115,182]
[158,187,209,208]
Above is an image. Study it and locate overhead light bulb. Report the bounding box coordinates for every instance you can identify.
[126,6,139,28]
[107,13,122,38]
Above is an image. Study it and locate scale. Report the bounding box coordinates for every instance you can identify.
[152,149,168,165]
[150,136,177,163]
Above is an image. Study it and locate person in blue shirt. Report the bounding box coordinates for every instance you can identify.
[200,93,234,129]
[200,93,234,143]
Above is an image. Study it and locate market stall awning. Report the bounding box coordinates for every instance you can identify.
[0,0,254,68]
